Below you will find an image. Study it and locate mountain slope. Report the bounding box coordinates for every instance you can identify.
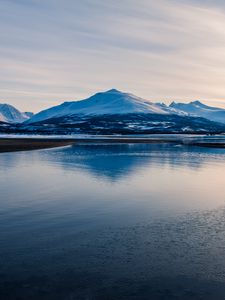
[0,103,33,123]
[27,89,173,124]
[170,101,225,123]
[6,113,224,135]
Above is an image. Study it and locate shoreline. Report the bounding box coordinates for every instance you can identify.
[0,136,225,152]
[0,138,74,153]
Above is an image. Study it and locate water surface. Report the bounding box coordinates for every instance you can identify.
[1,143,225,299]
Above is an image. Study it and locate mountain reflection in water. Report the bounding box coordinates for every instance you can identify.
[39,143,225,180]
[1,143,225,300]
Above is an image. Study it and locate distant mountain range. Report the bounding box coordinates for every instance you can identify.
[170,100,225,123]
[0,103,33,123]
[1,89,225,134]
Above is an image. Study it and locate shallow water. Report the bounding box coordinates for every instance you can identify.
[1,143,225,299]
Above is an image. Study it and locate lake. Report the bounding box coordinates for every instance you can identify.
[1,142,225,299]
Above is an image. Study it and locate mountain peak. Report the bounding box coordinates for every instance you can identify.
[170,101,176,107]
[190,100,204,106]
[0,103,14,109]
[170,100,205,107]
[89,89,125,101]
[105,89,123,94]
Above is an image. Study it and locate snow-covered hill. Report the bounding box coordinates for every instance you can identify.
[27,89,174,124]
[170,101,225,123]
[0,103,33,123]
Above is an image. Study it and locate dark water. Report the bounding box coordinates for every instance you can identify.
[1,143,225,300]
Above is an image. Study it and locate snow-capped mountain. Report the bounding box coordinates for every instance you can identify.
[19,89,224,135]
[0,103,33,123]
[170,101,225,123]
[1,89,225,135]
[27,89,174,124]
[27,90,225,125]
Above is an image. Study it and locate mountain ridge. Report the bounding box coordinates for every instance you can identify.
[26,89,225,125]
[170,100,225,123]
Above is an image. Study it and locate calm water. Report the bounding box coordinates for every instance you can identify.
[1,143,225,299]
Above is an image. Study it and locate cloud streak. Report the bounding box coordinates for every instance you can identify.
[1,0,225,112]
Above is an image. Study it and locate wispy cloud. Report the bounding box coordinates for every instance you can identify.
[1,0,225,112]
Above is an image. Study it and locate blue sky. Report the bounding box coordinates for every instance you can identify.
[1,0,225,112]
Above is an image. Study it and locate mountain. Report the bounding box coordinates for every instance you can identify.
[27,90,225,125]
[20,89,224,135]
[0,103,33,123]
[170,101,225,123]
[1,90,225,135]
[27,89,174,124]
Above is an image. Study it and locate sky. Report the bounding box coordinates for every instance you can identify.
[1,0,225,112]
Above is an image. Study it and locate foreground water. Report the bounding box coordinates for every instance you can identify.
[1,143,225,299]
